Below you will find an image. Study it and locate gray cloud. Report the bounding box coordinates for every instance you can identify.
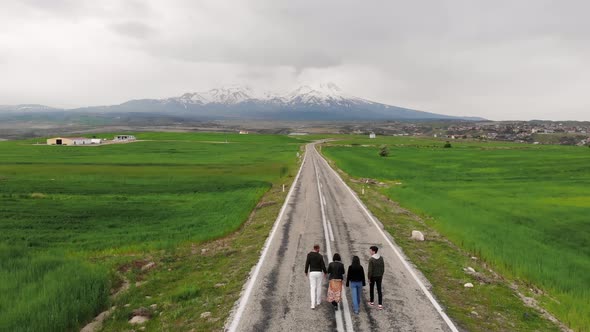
[19,0,152,20]
[1,0,589,120]
[111,21,155,39]
[22,0,84,13]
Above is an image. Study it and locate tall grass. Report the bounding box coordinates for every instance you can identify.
[0,134,299,250]
[0,245,110,332]
[0,133,301,331]
[323,137,590,331]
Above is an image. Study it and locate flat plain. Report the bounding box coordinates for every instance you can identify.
[0,132,300,332]
[322,136,590,331]
[2,132,588,331]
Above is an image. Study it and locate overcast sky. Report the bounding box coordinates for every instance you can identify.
[1,0,589,120]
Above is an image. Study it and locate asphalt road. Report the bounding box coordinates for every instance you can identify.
[227,143,459,332]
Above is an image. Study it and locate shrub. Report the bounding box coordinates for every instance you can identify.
[379,145,389,157]
[443,141,452,148]
[170,285,201,302]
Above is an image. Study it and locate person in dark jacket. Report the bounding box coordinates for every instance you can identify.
[305,244,327,309]
[346,255,366,314]
[327,253,345,310]
[368,245,385,309]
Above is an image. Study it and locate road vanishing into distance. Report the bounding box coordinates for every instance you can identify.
[227,143,460,332]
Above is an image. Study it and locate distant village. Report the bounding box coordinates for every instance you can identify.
[439,122,589,146]
[30,121,590,148]
[353,121,590,146]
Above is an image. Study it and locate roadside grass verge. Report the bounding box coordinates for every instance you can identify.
[319,137,589,331]
[332,179,561,331]
[98,179,297,331]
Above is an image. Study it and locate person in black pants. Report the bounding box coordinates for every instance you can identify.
[368,245,385,309]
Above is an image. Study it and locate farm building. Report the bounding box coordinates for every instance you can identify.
[46,137,93,145]
[369,132,376,139]
[114,134,136,141]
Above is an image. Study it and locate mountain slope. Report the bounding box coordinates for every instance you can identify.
[0,104,60,112]
[90,83,481,120]
[2,84,485,121]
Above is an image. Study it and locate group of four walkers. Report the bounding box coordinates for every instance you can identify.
[304,244,385,314]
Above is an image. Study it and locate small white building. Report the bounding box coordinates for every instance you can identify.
[71,137,93,145]
[90,138,102,144]
[369,132,376,139]
[114,135,136,141]
[239,130,249,134]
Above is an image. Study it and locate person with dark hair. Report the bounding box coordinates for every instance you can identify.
[327,253,345,310]
[305,244,327,309]
[368,245,385,309]
[346,255,366,314]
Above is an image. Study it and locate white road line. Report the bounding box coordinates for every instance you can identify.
[321,190,335,241]
[327,219,335,242]
[312,156,354,332]
[227,147,308,332]
[316,189,331,255]
[320,183,335,242]
[314,193,334,242]
[315,145,460,332]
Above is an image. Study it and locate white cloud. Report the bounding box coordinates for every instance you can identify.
[0,0,589,120]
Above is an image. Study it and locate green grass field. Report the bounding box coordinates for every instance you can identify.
[0,132,300,332]
[322,136,590,331]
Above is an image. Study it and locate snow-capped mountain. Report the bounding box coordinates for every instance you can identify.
[173,86,257,105]
[101,83,476,120]
[283,83,363,106]
[2,83,484,121]
[163,83,369,108]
